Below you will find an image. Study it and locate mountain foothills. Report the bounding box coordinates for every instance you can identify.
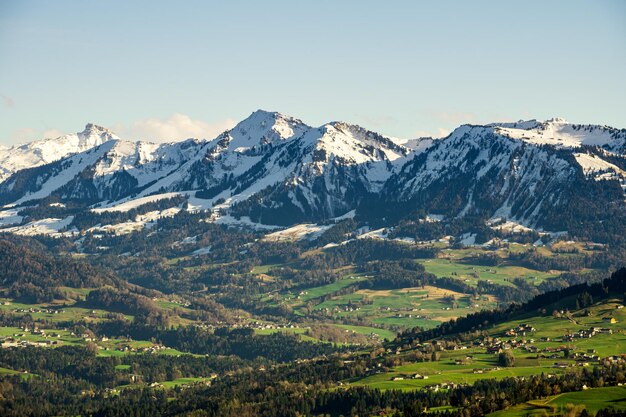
[1,111,626,416]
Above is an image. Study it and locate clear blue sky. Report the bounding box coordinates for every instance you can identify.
[1,0,625,144]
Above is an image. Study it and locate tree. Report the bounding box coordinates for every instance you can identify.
[498,350,515,367]
[576,291,593,309]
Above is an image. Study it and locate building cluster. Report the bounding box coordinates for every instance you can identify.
[504,323,536,337]
[110,344,168,354]
[237,321,300,331]
[563,327,612,342]
[0,326,64,348]
[12,307,65,315]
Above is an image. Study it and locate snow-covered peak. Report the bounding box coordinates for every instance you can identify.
[486,119,543,130]
[78,123,119,143]
[25,124,117,157]
[0,124,120,182]
[223,109,309,151]
[487,118,569,131]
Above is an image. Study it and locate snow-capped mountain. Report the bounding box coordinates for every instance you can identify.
[385,124,575,223]
[0,111,407,219]
[0,111,625,237]
[0,124,119,182]
[488,118,626,151]
[384,119,626,230]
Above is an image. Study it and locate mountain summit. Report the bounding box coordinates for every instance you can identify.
[0,123,120,182]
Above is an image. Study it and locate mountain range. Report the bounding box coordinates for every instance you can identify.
[1,110,625,240]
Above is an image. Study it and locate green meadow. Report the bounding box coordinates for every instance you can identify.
[351,299,626,391]
[487,386,626,416]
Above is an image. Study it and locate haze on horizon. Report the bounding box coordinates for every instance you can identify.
[0,0,624,145]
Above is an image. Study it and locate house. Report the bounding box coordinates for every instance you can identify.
[553,362,570,369]
[505,329,517,337]
[603,317,617,324]
[487,346,503,354]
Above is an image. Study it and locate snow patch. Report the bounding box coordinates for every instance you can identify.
[573,153,624,178]
[263,223,333,242]
[492,119,625,150]
[192,246,212,256]
[458,233,476,246]
[332,209,356,221]
[92,192,183,213]
[87,207,180,235]
[0,209,23,227]
[3,216,75,236]
[357,228,388,240]
[488,218,534,234]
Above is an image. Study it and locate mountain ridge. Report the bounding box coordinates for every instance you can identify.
[1,111,626,241]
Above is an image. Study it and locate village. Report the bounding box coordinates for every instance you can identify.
[0,324,174,354]
[375,310,626,391]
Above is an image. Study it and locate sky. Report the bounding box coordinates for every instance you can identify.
[0,0,625,145]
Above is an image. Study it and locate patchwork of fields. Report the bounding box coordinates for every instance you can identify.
[251,244,600,336]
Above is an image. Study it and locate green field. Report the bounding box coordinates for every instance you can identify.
[0,299,135,323]
[355,364,556,391]
[251,263,288,274]
[0,326,84,346]
[334,324,396,341]
[416,256,561,287]
[254,324,395,342]
[351,349,569,391]
[313,285,495,330]
[117,376,215,390]
[0,323,192,358]
[488,386,626,416]
[0,366,33,380]
[254,327,308,336]
[486,299,626,357]
[250,246,596,334]
[256,272,365,309]
[298,275,366,302]
[352,299,626,392]
[160,376,214,388]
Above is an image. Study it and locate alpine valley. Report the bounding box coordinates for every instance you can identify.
[1,111,626,417]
